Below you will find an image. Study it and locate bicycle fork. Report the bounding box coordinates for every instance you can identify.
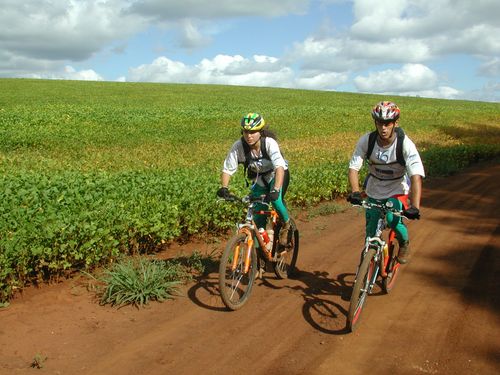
[356,246,382,295]
[233,226,275,278]
[234,228,255,274]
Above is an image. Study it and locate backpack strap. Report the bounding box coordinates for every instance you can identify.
[365,130,378,162]
[365,128,406,166]
[240,136,272,186]
[395,127,406,167]
[260,136,269,160]
[240,136,251,170]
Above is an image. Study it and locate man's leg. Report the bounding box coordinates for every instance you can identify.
[387,196,411,264]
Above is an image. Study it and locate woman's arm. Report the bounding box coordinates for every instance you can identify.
[273,166,284,190]
[220,172,231,188]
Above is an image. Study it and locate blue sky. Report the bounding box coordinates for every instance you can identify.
[1,0,499,102]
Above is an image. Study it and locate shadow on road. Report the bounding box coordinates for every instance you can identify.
[289,268,354,335]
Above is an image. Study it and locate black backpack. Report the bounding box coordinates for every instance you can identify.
[240,136,271,180]
[366,127,406,166]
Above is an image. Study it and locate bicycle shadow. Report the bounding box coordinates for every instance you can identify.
[185,262,296,311]
[288,268,355,335]
[185,258,300,311]
[186,272,228,312]
[185,261,366,335]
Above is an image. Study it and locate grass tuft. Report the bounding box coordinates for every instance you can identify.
[92,257,184,308]
[86,250,217,308]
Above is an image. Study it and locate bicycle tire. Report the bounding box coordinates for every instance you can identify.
[382,240,401,293]
[347,248,377,332]
[219,233,257,311]
[274,218,299,279]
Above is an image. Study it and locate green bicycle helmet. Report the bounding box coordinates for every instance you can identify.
[241,113,266,131]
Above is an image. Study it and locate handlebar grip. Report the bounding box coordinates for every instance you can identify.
[225,194,239,202]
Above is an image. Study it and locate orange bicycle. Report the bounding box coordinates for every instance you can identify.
[218,194,299,311]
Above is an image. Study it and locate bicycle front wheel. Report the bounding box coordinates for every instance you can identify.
[219,233,257,311]
[274,218,299,279]
[347,248,377,332]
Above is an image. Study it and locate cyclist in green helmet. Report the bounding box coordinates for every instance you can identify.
[217,113,292,246]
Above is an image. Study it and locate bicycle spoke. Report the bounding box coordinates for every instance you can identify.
[348,248,376,331]
[219,233,257,310]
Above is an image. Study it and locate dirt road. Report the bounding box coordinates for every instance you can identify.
[1,162,499,375]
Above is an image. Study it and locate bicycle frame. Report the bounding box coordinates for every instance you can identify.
[236,196,280,267]
[347,200,405,331]
[361,206,398,279]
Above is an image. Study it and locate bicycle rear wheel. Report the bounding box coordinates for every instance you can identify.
[219,233,257,311]
[382,240,401,293]
[347,248,377,332]
[274,218,299,279]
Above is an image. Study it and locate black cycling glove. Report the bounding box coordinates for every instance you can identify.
[269,188,280,201]
[347,191,363,205]
[403,206,420,220]
[216,187,230,199]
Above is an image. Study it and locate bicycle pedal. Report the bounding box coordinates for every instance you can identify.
[273,249,285,260]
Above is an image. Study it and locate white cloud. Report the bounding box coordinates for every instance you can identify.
[129,57,192,82]
[463,81,500,103]
[295,71,349,89]
[479,58,500,78]
[354,63,439,93]
[0,0,310,78]
[127,0,309,20]
[291,36,431,72]
[127,54,350,90]
[177,19,212,49]
[352,62,464,100]
[350,0,500,58]
[27,65,103,81]
[0,0,145,62]
[405,86,462,100]
[436,24,500,56]
[0,0,497,101]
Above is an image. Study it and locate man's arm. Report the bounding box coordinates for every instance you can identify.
[409,174,422,209]
[348,168,361,193]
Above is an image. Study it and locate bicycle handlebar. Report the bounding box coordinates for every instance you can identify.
[218,194,271,206]
[353,200,406,217]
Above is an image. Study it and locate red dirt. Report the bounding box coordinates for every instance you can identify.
[1,162,499,375]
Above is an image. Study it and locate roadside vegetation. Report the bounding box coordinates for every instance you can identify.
[85,250,217,307]
[1,78,499,302]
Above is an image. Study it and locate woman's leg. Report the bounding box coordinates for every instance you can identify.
[251,184,269,230]
[269,176,289,223]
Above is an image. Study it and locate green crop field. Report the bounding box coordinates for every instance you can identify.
[0,78,499,301]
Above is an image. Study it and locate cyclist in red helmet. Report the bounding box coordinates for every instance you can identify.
[347,101,425,264]
[217,113,292,246]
